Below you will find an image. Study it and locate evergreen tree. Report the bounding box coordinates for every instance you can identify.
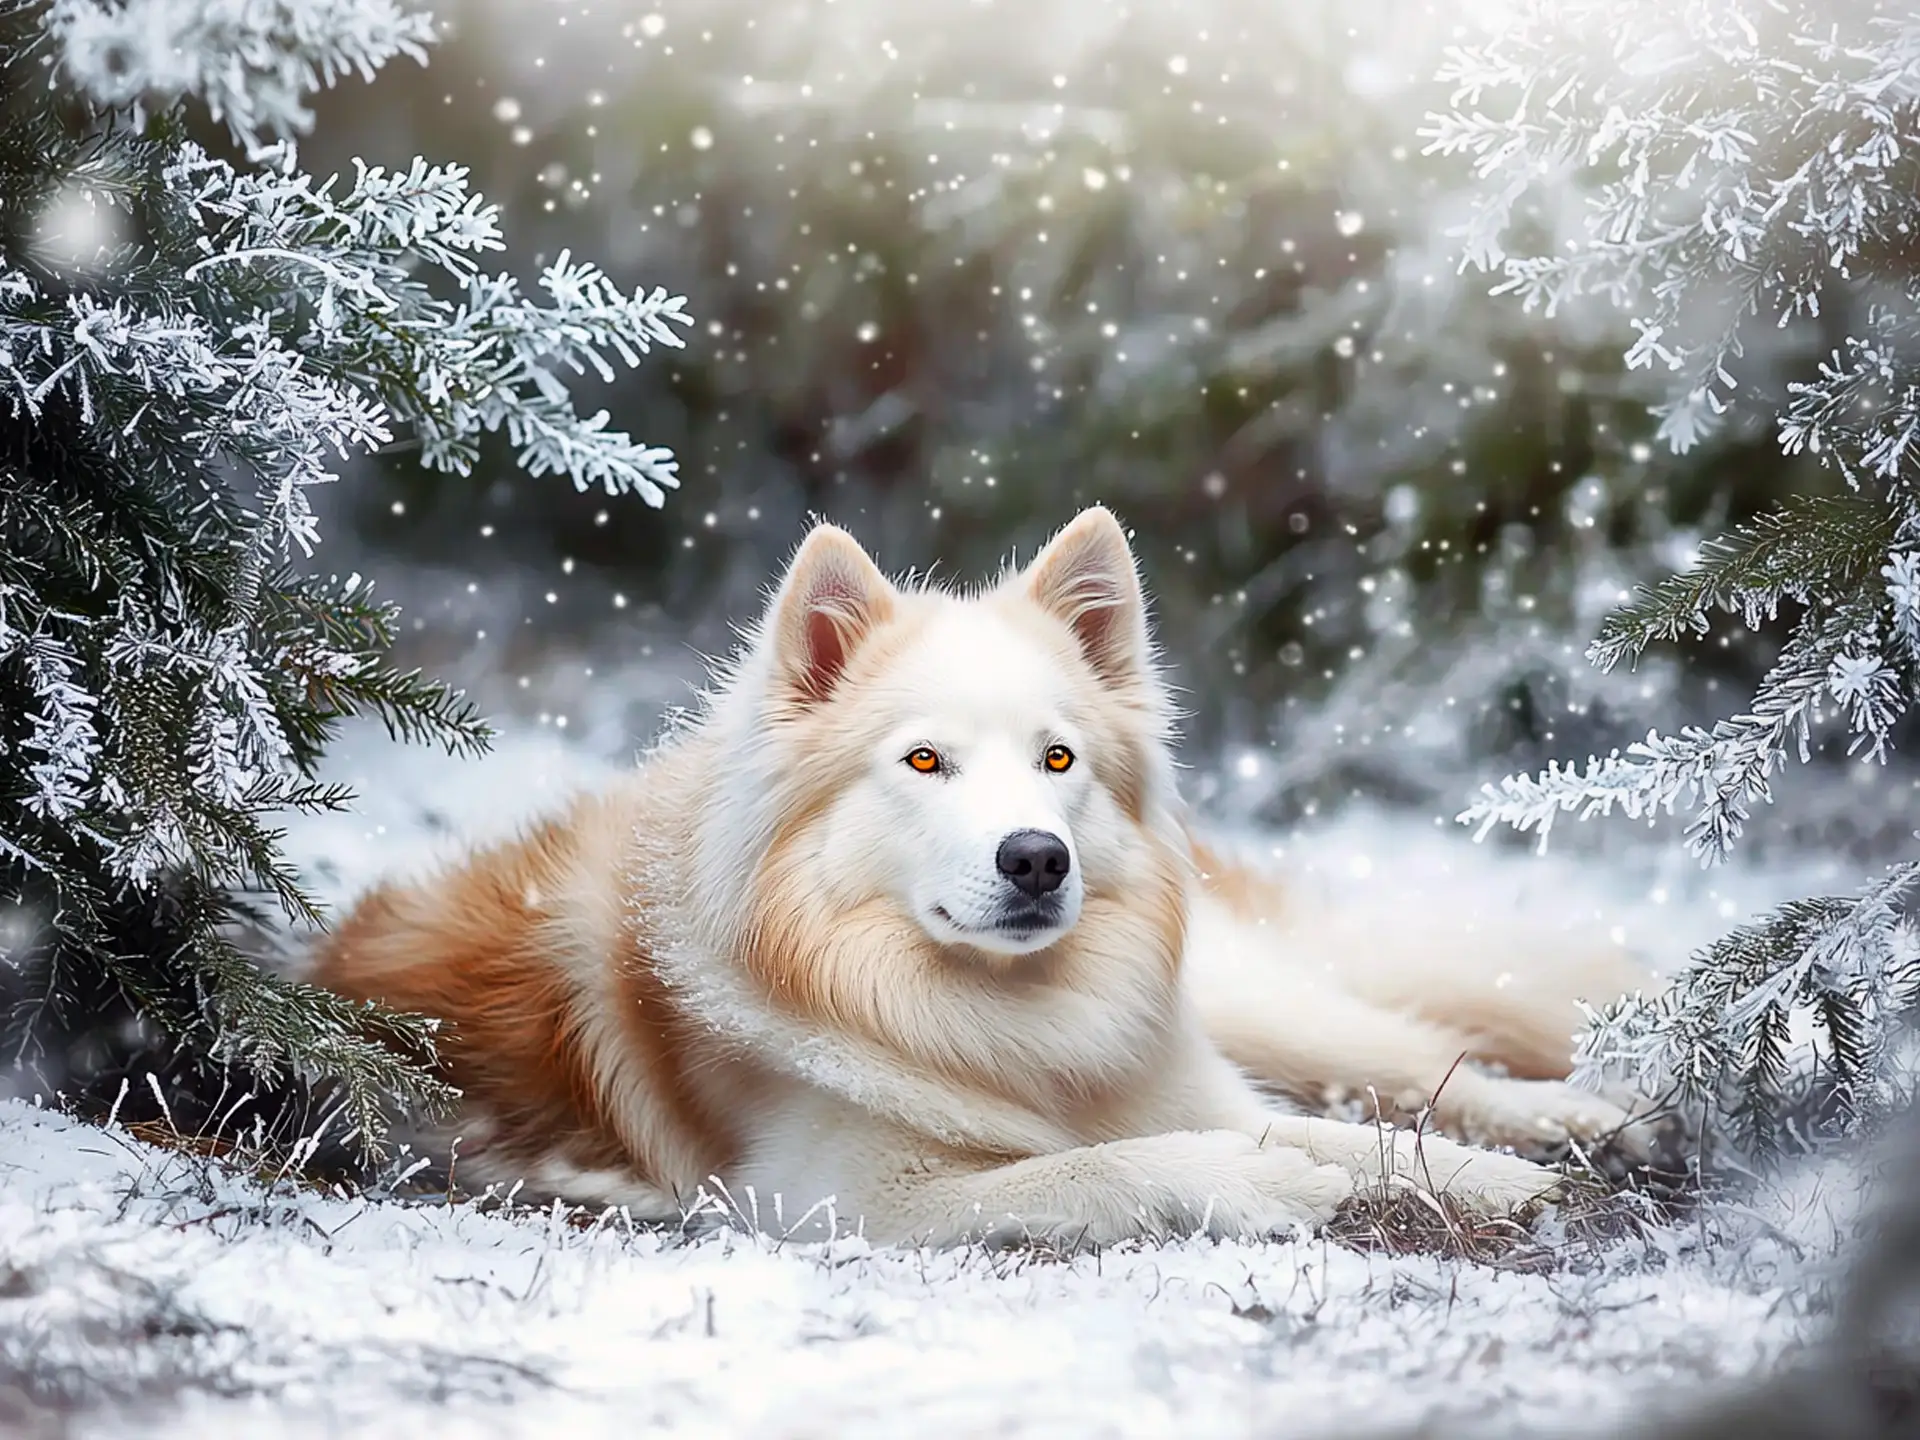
[1429,0,1920,1158]
[0,0,692,1153]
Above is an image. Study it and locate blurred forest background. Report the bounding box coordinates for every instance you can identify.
[263,0,1901,855]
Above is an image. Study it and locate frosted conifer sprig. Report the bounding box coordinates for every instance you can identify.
[49,0,437,147]
[1461,589,1900,862]
[1576,863,1920,1160]
[167,146,696,507]
[1421,0,1920,456]
[1586,497,1895,672]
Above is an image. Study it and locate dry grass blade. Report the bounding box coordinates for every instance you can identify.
[120,1118,237,1162]
[1325,1183,1558,1273]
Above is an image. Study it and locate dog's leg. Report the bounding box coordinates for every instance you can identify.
[871,1129,1357,1249]
[1303,910,1657,1086]
[1166,1031,1569,1215]
[1187,843,1660,1144]
[739,1090,1357,1248]
[1249,1112,1565,1214]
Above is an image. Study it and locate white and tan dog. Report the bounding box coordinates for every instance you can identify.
[313,507,1650,1246]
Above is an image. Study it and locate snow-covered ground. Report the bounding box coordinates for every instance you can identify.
[0,1089,1871,1440]
[0,714,1884,1438]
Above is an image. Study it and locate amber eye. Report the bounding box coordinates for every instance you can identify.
[1044,744,1075,773]
[905,747,942,774]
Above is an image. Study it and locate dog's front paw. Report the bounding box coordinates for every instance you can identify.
[1241,1141,1355,1230]
[1395,1134,1562,1216]
[1157,1130,1353,1237]
[1443,1078,1655,1162]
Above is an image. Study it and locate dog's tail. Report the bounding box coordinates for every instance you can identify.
[1191,833,1660,1080]
[1317,905,1657,1079]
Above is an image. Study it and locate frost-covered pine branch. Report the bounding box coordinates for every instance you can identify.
[167,146,692,508]
[1576,864,1920,1159]
[1464,587,1892,862]
[1421,0,1920,455]
[0,0,692,1155]
[49,0,437,147]
[1433,0,1920,1156]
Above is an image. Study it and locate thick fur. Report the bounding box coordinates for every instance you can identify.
[312,509,1652,1246]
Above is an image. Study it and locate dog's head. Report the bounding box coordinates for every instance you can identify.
[722,507,1183,969]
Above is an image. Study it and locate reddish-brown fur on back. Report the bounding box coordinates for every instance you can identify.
[317,815,616,1176]
[312,790,741,1199]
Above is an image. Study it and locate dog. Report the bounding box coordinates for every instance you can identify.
[311,507,1652,1247]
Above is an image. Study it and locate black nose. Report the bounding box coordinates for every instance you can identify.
[996,829,1071,898]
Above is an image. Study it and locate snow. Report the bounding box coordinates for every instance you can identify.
[0,1085,1869,1439]
[0,712,1881,1437]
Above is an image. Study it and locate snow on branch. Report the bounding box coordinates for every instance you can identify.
[1422,0,1920,456]
[0,277,394,557]
[1586,497,1895,672]
[17,631,102,824]
[1462,590,1901,861]
[49,0,436,146]
[1575,863,1920,1158]
[422,255,693,504]
[169,147,696,507]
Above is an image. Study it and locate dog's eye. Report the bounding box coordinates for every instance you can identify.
[1044,745,1075,774]
[905,747,943,774]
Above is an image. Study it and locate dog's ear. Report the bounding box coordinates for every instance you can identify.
[768,523,896,704]
[1020,506,1152,686]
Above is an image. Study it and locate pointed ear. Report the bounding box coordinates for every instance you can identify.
[767,524,896,704]
[1019,506,1152,686]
